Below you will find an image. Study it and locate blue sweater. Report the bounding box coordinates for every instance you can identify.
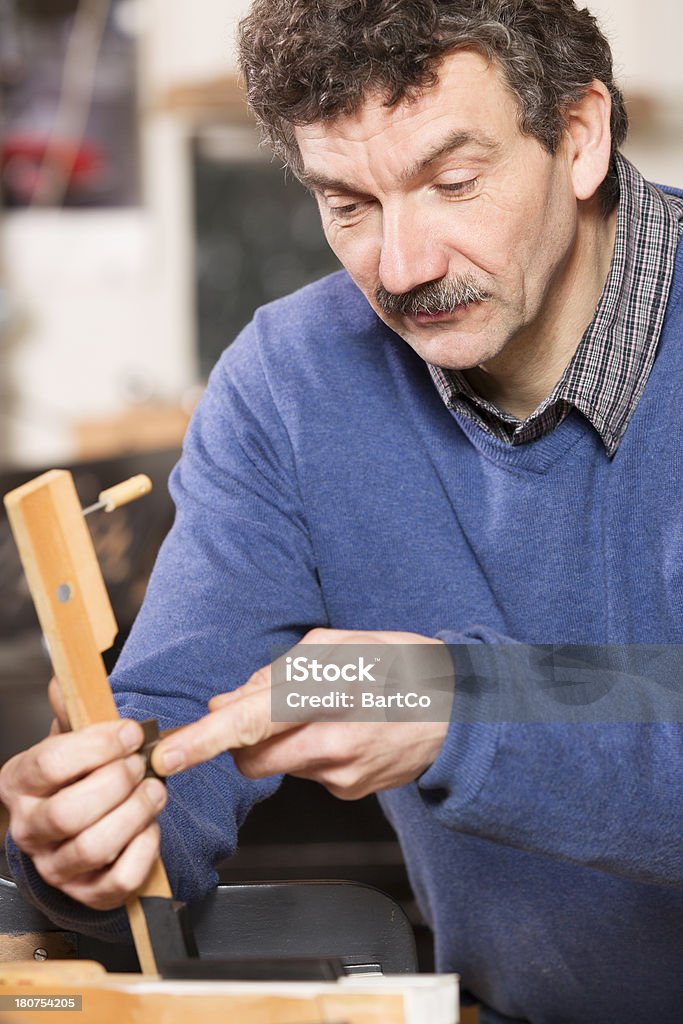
[9,226,683,1023]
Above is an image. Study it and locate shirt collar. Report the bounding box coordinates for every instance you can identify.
[428,154,683,456]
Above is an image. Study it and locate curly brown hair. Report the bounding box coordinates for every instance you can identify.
[238,0,628,212]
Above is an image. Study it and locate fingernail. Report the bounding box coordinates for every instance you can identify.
[119,721,142,751]
[126,754,146,779]
[160,749,185,774]
[145,779,167,807]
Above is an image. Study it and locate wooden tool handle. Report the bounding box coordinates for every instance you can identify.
[3,469,172,973]
[98,474,152,512]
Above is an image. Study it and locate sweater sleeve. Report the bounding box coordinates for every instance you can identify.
[421,629,683,888]
[6,318,328,938]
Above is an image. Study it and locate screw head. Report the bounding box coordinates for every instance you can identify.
[33,948,48,961]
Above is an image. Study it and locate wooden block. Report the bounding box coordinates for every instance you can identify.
[0,964,459,1024]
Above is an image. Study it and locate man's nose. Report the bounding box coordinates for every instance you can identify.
[378,206,449,297]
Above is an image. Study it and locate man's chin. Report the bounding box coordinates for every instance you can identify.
[395,323,500,371]
[378,301,501,368]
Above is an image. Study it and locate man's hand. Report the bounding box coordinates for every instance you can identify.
[0,680,167,911]
[151,629,450,799]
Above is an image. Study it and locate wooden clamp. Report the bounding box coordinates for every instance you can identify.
[3,469,196,974]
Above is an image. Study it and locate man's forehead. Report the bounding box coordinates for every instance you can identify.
[297,127,500,194]
[294,50,513,188]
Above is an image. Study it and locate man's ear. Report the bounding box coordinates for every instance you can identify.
[563,79,613,202]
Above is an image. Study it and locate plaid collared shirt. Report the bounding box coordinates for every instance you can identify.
[429,154,683,457]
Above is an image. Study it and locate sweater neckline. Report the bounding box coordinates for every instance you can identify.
[451,405,598,474]
[381,331,600,476]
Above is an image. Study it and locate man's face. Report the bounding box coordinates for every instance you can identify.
[295,50,582,372]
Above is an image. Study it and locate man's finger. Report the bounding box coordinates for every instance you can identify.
[59,824,162,912]
[18,754,147,847]
[233,723,324,779]
[208,665,272,711]
[47,677,71,734]
[0,719,144,798]
[152,684,293,776]
[35,776,166,885]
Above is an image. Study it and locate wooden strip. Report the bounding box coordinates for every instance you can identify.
[5,471,117,659]
[97,474,152,512]
[125,898,158,977]
[3,471,174,973]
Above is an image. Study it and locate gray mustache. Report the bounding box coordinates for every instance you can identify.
[375,276,491,316]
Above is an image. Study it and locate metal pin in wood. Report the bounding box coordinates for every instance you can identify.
[82,474,152,517]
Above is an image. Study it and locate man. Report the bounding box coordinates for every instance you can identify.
[2,1,683,1021]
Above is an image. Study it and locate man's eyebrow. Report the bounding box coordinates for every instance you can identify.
[299,128,498,197]
[400,128,499,183]
[298,169,366,196]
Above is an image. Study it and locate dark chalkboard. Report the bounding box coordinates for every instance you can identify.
[193,133,341,378]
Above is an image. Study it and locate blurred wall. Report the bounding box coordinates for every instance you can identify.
[589,0,683,94]
[147,0,248,83]
[0,0,681,468]
[589,0,683,185]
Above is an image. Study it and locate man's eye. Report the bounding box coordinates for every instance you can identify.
[328,201,363,218]
[437,177,479,196]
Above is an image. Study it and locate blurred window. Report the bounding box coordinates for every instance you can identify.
[0,0,139,207]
